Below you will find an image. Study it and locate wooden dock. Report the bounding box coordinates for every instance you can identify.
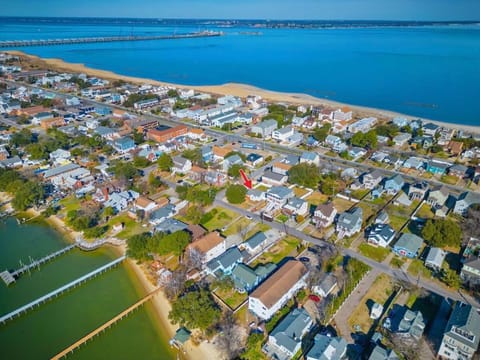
[51,288,160,359]
[0,256,126,324]
[0,31,222,48]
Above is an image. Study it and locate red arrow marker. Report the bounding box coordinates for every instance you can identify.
[239,169,252,189]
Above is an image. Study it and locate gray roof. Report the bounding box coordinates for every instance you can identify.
[306,334,347,360]
[245,232,267,250]
[457,191,480,207]
[225,154,243,165]
[270,308,312,354]
[398,309,426,339]
[276,126,293,135]
[317,273,337,294]
[254,263,277,279]
[301,151,318,161]
[173,155,189,167]
[444,303,480,350]
[43,163,80,178]
[284,155,300,165]
[369,345,400,360]
[368,224,396,245]
[463,257,480,272]
[207,247,243,272]
[385,174,404,187]
[154,218,188,234]
[150,204,175,221]
[232,263,258,290]
[395,233,424,254]
[95,126,116,136]
[287,197,307,210]
[338,207,363,231]
[267,186,293,199]
[263,170,287,182]
[425,247,446,267]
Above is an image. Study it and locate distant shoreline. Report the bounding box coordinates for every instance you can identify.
[7,50,480,134]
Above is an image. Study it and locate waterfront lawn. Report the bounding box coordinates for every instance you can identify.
[108,213,145,239]
[214,288,248,310]
[347,274,393,334]
[358,243,390,262]
[306,192,329,206]
[251,236,302,266]
[59,196,82,213]
[201,207,238,231]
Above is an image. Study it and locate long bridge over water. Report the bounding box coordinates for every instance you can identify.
[0,31,222,48]
[51,288,160,359]
[0,256,126,324]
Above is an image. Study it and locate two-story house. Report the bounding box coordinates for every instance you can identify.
[248,260,308,320]
[367,224,396,248]
[460,257,480,286]
[313,203,337,229]
[393,233,423,258]
[336,207,363,238]
[438,303,480,360]
[187,231,226,265]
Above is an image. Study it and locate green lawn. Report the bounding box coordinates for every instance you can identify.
[222,217,251,236]
[59,196,82,213]
[214,288,248,310]
[357,202,379,227]
[108,213,145,239]
[251,236,302,266]
[390,256,406,269]
[441,175,459,185]
[388,214,410,231]
[358,243,391,262]
[245,223,271,239]
[416,204,435,219]
[350,189,370,200]
[408,259,432,278]
[306,192,329,206]
[202,207,238,231]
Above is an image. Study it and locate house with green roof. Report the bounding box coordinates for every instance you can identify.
[438,302,480,359]
[231,262,277,293]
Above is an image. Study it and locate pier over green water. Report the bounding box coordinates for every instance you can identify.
[0,217,174,360]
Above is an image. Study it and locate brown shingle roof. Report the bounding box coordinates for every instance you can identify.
[136,196,154,208]
[187,224,207,241]
[189,231,224,254]
[250,260,307,308]
[213,145,232,157]
[273,162,292,171]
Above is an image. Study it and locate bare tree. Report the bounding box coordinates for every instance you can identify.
[461,207,480,245]
[215,311,244,360]
[387,333,422,360]
[186,248,204,271]
[164,266,187,301]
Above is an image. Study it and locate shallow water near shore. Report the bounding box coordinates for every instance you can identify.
[0,217,174,359]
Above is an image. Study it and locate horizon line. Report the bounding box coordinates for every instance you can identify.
[1,16,479,23]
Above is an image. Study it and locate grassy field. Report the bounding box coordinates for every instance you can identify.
[214,288,248,310]
[293,187,310,198]
[202,207,239,231]
[358,243,391,262]
[108,213,145,239]
[59,195,82,213]
[350,189,370,200]
[388,214,410,231]
[245,223,272,240]
[408,259,432,278]
[332,197,356,213]
[357,202,379,227]
[222,217,251,236]
[441,175,459,185]
[390,256,406,269]
[416,204,435,219]
[251,236,302,266]
[347,274,394,334]
[306,191,329,206]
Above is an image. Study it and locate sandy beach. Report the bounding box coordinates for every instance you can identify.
[8,50,480,134]
[126,254,223,360]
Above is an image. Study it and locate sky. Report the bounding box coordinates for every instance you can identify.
[1,0,479,21]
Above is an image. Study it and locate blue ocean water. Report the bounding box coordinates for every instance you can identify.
[0,19,479,125]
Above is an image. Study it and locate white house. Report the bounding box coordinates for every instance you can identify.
[172,156,192,173]
[272,126,295,142]
[188,231,226,265]
[348,117,377,133]
[248,260,308,320]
